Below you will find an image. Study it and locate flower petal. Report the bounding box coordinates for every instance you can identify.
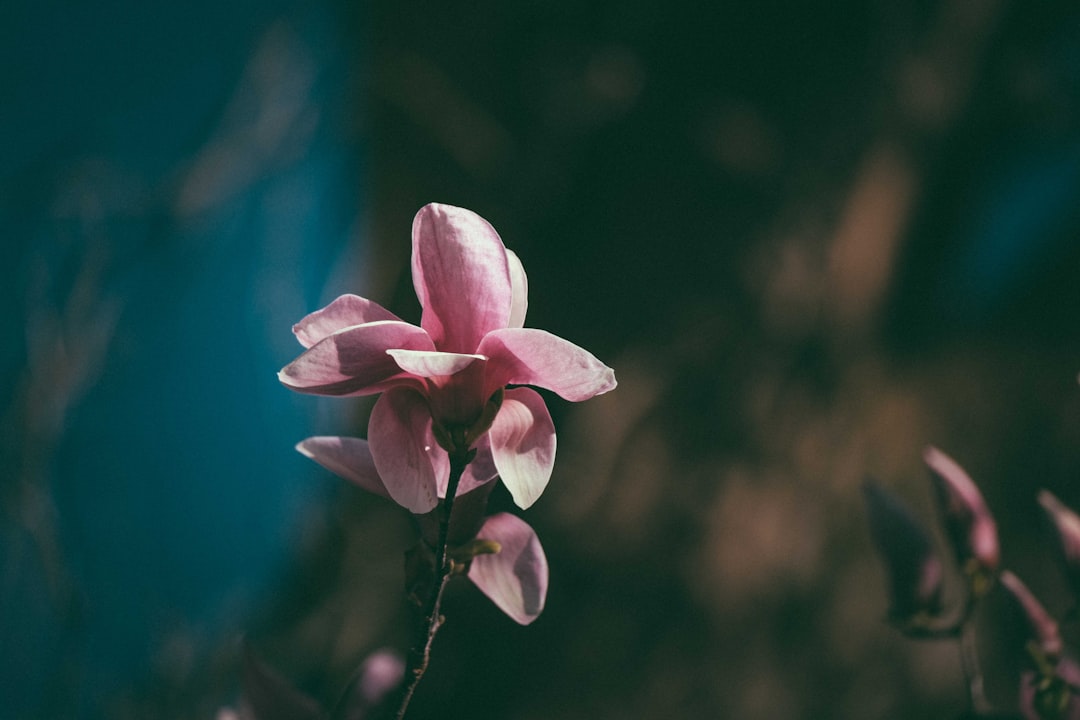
[292,294,402,349]
[1000,570,1063,660]
[295,436,390,499]
[458,435,499,496]
[468,513,548,625]
[387,349,485,378]
[412,203,513,353]
[479,327,617,401]
[924,446,1000,573]
[369,388,440,513]
[279,321,434,396]
[1038,490,1080,598]
[488,387,555,509]
[506,249,528,329]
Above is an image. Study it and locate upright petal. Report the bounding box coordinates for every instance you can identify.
[292,294,402,349]
[488,387,556,509]
[468,513,549,625]
[506,249,528,329]
[479,327,617,401]
[295,436,390,500]
[279,321,433,396]
[369,388,440,513]
[411,204,513,353]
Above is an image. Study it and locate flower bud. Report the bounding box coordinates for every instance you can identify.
[1038,490,1080,601]
[924,446,1000,586]
[1000,570,1063,662]
[863,480,945,622]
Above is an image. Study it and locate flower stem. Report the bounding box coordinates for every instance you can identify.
[393,449,470,720]
[959,617,990,715]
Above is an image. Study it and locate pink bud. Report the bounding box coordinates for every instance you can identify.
[1000,571,1063,661]
[1038,490,1080,599]
[924,446,1000,575]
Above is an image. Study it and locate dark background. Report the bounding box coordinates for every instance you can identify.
[3,0,1080,718]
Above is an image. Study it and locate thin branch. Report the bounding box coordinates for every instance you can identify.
[392,449,471,720]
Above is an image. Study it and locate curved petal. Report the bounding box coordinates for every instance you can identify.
[924,446,999,574]
[292,294,402,348]
[412,203,513,353]
[468,513,548,625]
[1000,570,1063,660]
[479,327,617,401]
[296,436,390,499]
[369,388,440,513]
[488,387,556,509]
[279,321,434,396]
[458,435,499,496]
[506,249,528,329]
[387,349,485,378]
[1038,490,1080,598]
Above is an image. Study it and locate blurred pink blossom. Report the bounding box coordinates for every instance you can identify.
[923,446,1000,576]
[281,203,615,513]
[1038,489,1080,598]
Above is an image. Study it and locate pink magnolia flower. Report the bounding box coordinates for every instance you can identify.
[297,435,548,625]
[280,203,616,513]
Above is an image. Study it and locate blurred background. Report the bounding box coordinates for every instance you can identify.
[3,0,1080,718]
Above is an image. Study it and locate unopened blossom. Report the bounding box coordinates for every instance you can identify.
[280,203,616,513]
[862,479,945,622]
[1000,570,1063,661]
[924,446,1000,577]
[1038,490,1080,599]
[297,436,549,624]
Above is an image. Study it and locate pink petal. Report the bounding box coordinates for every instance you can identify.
[295,436,390,499]
[468,513,548,625]
[356,650,405,709]
[479,327,617,401]
[1038,490,1080,595]
[488,387,556,509]
[1000,571,1063,659]
[411,204,513,354]
[292,294,402,349]
[506,249,528,329]
[431,431,497,500]
[279,321,433,396]
[369,388,440,513]
[1019,657,1080,720]
[387,349,485,378]
[458,436,499,496]
[923,446,1000,573]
